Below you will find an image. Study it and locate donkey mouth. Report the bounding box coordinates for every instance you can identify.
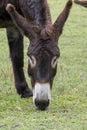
[35,99,50,110]
[33,82,51,110]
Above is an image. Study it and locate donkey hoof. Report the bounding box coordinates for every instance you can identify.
[21,88,33,98]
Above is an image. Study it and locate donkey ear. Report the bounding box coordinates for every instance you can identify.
[6,4,36,39]
[53,0,73,38]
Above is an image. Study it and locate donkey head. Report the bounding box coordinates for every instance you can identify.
[6,0,72,110]
[27,35,60,110]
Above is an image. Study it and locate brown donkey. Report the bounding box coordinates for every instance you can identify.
[0,0,73,110]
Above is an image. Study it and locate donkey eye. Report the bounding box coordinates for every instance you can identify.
[29,55,36,68]
[51,56,58,68]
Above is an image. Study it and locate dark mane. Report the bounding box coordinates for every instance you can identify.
[19,0,49,25]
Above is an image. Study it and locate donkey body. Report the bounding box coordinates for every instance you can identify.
[0,0,73,110]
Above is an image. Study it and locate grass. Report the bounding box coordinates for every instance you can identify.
[0,0,87,129]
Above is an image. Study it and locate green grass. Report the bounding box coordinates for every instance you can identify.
[0,0,87,129]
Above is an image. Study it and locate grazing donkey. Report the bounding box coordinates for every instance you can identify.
[74,0,87,8]
[0,0,73,110]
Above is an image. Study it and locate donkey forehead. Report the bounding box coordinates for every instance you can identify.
[28,39,60,57]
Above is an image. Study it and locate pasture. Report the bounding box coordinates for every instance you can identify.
[0,0,87,129]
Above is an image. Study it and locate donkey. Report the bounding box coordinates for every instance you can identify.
[74,0,87,8]
[0,0,73,110]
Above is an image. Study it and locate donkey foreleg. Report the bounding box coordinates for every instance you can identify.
[6,26,32,98]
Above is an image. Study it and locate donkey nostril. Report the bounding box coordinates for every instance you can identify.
[35,99,50,110]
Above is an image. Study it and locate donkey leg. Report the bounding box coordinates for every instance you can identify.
[6,26,33,98]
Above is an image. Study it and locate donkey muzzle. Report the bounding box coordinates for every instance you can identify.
[33,83,51,110]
